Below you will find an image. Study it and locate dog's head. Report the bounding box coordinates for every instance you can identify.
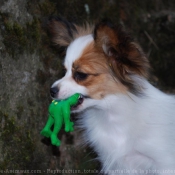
[48,17,150,111]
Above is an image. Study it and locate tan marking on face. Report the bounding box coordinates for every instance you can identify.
[73,41,127,99]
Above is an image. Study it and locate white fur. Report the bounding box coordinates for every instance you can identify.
[52,35,175,174]
[78,77,175,175]
[64,34,93,69]
[52,35,93,99]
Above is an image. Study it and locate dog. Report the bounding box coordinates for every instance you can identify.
[48,17,175,175]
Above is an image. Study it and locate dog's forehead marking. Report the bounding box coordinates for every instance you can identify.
[64,34,93,70]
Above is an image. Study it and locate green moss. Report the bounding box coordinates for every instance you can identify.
[1,14,41,58]
[26,18,41,44]
[0,112,36,170]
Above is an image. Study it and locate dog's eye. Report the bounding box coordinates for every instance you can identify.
[73,71,88,81]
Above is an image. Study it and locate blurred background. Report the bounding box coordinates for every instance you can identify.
[0,0,175,174]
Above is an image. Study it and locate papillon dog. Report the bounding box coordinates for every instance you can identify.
[48,17,175,175]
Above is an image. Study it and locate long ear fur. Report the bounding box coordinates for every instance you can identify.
[48,17,94,48]
[48,17,78,47]
[94,20,150,93]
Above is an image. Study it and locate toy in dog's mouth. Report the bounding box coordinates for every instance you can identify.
[71,94,84,110]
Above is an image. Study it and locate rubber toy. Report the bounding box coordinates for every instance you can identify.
[40,93,80,146]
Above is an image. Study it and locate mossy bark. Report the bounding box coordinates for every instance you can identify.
[0,0,175,174]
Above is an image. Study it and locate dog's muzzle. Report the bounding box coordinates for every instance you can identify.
[50,87,59,98]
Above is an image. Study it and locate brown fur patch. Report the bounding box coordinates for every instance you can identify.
[73,41,127,99]
[94,20,150,94]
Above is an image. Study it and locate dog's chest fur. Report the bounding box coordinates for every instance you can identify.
[79,83,175,173]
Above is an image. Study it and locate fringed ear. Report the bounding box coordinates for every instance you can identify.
[94,20,150,93]
[48,17,78,47]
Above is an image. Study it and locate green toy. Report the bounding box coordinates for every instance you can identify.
[40,93,81,146]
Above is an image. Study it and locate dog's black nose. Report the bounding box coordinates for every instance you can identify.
[50,87,59,98]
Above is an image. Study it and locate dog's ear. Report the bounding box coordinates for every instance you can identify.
[93,20,150,85]
[48,17,78,47]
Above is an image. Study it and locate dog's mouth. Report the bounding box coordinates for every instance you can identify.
[71,94,84,110]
